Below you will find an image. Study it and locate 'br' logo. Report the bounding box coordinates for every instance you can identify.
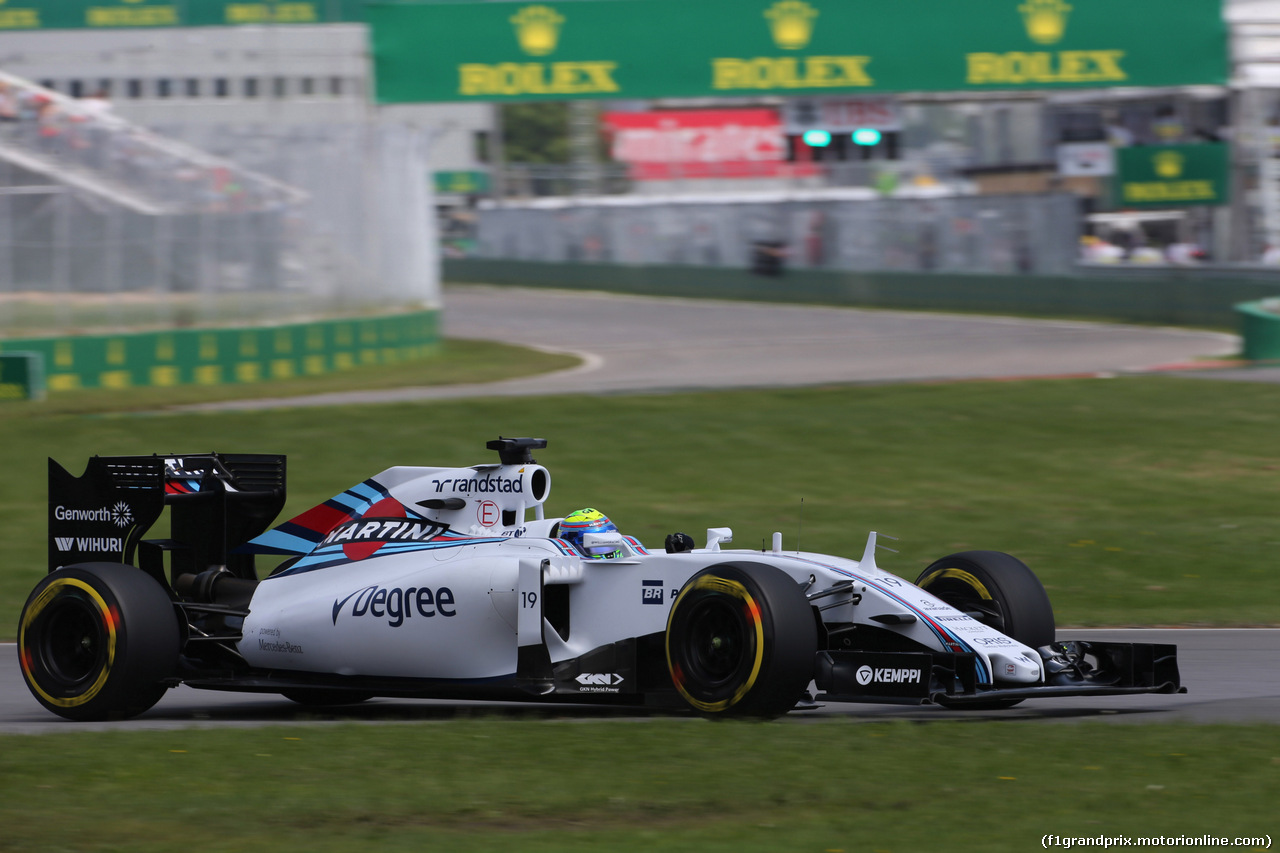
[642,580,663,605]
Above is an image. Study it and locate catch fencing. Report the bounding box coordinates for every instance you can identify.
[0,73,437,335]
[473,191,1080,276]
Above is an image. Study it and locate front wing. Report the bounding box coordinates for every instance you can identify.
[815,641,1184,706]
[175,639,1183,712]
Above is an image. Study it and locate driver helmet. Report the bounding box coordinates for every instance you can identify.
[559,508,621,559]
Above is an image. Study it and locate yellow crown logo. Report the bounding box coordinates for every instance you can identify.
[1154,150,1184,179]
[1018,0,1071,45]
[765,0,818,51]
[511,5,564,57]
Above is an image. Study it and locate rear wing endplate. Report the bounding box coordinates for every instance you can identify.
[48,453,286,580]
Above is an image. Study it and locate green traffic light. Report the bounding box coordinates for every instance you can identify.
[852,128,882,146]
[803,129,832,147]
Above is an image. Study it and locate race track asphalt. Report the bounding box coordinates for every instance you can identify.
[2,630,1276,733]
[176,285,1240,411]
[5,286,1271,731]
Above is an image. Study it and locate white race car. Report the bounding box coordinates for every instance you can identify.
[20,438,1183,720]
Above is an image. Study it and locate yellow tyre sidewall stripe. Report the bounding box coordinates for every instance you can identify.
[919,567,993,601]
[19,578,117,708]
[667,575,765,714]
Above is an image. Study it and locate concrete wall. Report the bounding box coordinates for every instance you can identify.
[445,258,1280,329]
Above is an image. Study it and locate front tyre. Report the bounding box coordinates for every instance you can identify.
[18,563,180,721]
[916,550,1055,710]
[665,562,816,718]
[916,550,1055,648]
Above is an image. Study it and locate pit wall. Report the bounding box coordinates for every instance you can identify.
[0,310,439,393]
[444,259,1279,331]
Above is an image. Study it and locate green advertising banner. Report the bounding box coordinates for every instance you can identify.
[369,0,1228,103]
[1114,143,1231,208]
[0,310,438,393]
[0,0,365,30]
[434,170,491,194]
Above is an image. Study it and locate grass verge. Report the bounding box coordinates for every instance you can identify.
[14,339,580,417]
[5,373,1280,627]
[2,353,1276,852]
[0,719,1276,852]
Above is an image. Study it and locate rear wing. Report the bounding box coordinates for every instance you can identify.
[49,453,286,583]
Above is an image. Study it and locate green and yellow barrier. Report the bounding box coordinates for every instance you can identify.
[0,352,45,401]
[0,310,439,393]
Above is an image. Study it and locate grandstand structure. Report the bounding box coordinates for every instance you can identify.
[0,20,468,339]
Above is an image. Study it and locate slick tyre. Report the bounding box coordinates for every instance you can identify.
[665,562,816,718]
[18,563,180,722]
[916,550,1056,710]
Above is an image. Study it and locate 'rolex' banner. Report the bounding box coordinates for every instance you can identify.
[369,0,1228,104]
[0,0,365,29]
[1114,144,1231,208]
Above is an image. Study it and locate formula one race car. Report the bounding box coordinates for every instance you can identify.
[19,438,1184,721]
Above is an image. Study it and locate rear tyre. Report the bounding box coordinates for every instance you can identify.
[18,563,180,721]
[665,562,816,718]
[916,550,1055,710]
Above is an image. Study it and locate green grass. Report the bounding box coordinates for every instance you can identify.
[1,720,1276,852]
[3,343,1278,852]
[4,373,1279,627]
[16,338,580,416]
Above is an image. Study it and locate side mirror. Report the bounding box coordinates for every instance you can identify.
[704,527,733,552]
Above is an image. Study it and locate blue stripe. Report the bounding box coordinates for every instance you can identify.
[240,528,319,555]
[328,491,369,514]
[350,481,389,505]
[266,537,509,578]
[798,558,991,684]
[247,476,433,557]
[322,481,387,515]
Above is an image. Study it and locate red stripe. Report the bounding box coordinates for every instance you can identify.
[290,502,352,535]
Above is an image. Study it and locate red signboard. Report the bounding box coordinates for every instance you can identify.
[602,108,815,180]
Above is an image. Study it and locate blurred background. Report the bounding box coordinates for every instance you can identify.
[0,0,1272,338]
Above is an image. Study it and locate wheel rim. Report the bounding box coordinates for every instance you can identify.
[666,564,817,718]
[40,595,108,687]
[668,577,766,713]
[20,577,118,708]
[684,596,751,687]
